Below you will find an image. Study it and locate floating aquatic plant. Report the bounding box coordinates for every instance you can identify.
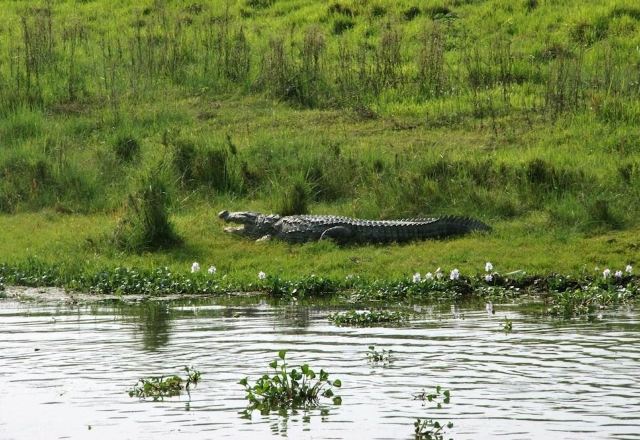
[128,366,201,401]
[367,345,393,364]
[239,350,341,414]
[502,316,513,333]
[328,310,409,326]
[413,386,453,440]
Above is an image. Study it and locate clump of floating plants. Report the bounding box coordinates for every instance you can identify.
[239,350,342,414]
[413,386,453,440]
[128,366,201,401]
[502,316,513,333]
[366,345,393,364]
[329,309,409,326]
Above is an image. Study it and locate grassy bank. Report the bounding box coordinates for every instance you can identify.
[0,0,639,283]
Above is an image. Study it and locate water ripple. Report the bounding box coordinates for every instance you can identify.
[0,300,639,440]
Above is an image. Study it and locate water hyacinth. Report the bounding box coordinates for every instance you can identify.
[485,274,493,282]
[485,262,493,272]
[425,272,434,280]
[412,272,421,283]
[603,268,611,279]
[207,266,217,275]
[258,271,267,280]
[191,262,200,273]
[435,268,443,280]
[626,265,633,274]
[450,269,460,280]
[615,270,623,279]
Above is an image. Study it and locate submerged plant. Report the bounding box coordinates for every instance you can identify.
[239,350,341,414]
[329,310,409,326]
[128,366,201,401]
[413,386,453,440]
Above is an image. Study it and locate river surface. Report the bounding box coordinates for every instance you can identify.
[1,297,639,440]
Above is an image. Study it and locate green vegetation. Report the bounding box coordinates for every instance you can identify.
[414,386,453,440]
[0,0,640,282]
[502,316,513,333]
[1,260,638,316]
[366,345,393,364]
[329,309,409,326]
[128,366,201,401]
[239,350,342,414]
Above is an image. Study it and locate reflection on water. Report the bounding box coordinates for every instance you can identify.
[0,298,639,440]
[132,302,172,351]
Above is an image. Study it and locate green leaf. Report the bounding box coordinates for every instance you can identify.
[278,350,286,360]
[332,379,342,388]
[269,360,278,369]
[301,364,309,375]
[238,377,248,386]
[332,396,342,405]
[323,389,334,398]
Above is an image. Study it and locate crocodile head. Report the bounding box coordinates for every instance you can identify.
[218,210,282,239]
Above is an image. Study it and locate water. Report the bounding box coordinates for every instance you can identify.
[1,298,639,440]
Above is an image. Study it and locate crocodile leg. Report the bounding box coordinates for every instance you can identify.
[320,226,353,243]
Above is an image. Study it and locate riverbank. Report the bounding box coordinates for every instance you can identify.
[2,253,638,318]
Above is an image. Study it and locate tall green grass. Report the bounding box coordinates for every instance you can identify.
[0,0,639,238]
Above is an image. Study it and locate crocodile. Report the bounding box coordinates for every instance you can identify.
[218,210,490,244]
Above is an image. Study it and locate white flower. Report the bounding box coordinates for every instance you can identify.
[615,270,623,279]
[626,264,633,274]
[485,274,493,282]
[207,266,217,275]
[258,271,267,280]
[435,268,443,280]
[425,272,434,280]
[191,262,200,273]
[450,269,460,280]
[485,262,493,272]
[603,268,611,279]
[412,272,421,283]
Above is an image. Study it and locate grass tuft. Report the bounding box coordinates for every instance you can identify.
[113,161,181,252]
